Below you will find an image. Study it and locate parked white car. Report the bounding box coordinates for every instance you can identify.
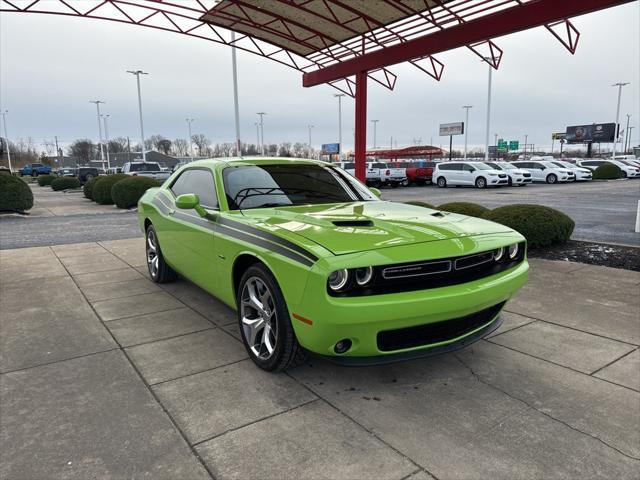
[434,161,508,188]
[483,161,532,186]
[577,159,640,178]
[511,160,574,184]
[337,161,406,187]
[122,161,171,181]
[550,161,592,181]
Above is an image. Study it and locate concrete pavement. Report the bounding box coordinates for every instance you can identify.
[1,240,639,479]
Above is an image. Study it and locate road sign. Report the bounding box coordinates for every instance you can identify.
[497,139,508,150]
[439,122,464,136]
[488,146,498,156]
[552,132,566,140]
[509,141,519,151]
[321,143,340,155]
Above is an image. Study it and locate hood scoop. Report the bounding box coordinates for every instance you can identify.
[332,220,374,227]
[431,211,445,217]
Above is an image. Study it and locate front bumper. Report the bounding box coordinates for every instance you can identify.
[489,176,508,185]
[290,254,528,359]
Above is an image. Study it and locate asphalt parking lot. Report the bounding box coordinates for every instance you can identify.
[1,180,638,250]
[1,239,639,479]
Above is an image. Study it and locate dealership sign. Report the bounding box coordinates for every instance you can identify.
[321,143,340,154]
[439,122,464,136]
[565,123,616,144]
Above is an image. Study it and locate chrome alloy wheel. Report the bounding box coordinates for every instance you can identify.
[240,277,278,360]
[146,229,159,279]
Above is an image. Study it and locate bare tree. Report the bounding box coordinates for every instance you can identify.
[68,139,95,163]
[157,138,172,155]
[278,143,292,157]
[191,134,211,157]
[172,138,188,156]
[108,137,129,154]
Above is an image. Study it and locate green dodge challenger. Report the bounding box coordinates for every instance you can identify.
[138,158,528,371]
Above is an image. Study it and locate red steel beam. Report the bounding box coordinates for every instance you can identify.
[303,0,633,87]
[354,71,367,182]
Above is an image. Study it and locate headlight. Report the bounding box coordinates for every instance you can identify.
[508,243,519,259]
[355,266,373,286]
[494,247,504,261]
[328,269,349,291]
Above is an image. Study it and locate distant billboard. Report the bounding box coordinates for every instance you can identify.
[565,123,616,144]
[321,143,340,155]
[552,132,566,141]
[439,122,464,136]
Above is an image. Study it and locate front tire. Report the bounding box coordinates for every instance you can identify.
[437,177,447,188]
[238,263,307,372]
[475,177,487,189]
[145,224,177,283]
[546,174,557,184]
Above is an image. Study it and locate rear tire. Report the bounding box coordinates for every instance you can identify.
[145,224,177,283]
[546,174,557,184]
[237,263,307,372]
[475,177,487,189]
[437,177,447,188]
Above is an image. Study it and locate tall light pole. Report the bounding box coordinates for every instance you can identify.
[186,118,194,161]
[624,114,631,154]
[483,58,494,161]
[127,70,149,162]
[308,124,314,157]
[371,119,379,148]
[102,114,111,170]
[628,126,635,153]
[230,31,241,156]
[1,110,12,172]
[524,134,528,160]
[334,93,345,157]
[256,112,266,155]
[254,122,260,152]
[611,82,629,159]
[462,105,473,159]
[89,100,105,170]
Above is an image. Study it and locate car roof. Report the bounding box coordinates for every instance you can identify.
[184,157,330,171]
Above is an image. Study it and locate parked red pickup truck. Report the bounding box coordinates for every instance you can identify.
[389,161,436,185]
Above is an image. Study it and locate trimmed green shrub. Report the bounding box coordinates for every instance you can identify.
[111,176,160,209]
[37,174,56,186]
[438,202,489,218]
[83,176,99,200]
[0,174,34,212]
[483,204,574,248]
[92,174,128,204]
[405,201,436,209]
[0,168,12,175]
[593,163,621,180]
[51,177,81,191]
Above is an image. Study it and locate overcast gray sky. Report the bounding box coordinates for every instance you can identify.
[1,2,639,153]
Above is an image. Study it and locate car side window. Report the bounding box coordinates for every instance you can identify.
[171,169,218,208]
[438,164,453,171]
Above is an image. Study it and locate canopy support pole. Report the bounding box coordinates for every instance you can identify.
[355,71,367,182]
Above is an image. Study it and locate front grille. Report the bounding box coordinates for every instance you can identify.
[522,173,531,177]
[498,174,507,178]
[377,302,505,352]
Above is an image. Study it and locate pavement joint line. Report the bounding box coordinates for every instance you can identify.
[452,353,640,461]
[483,339,640,394]
[50,246,217,480]
[399,468,425,480]
[190,398,322,448]
[589,347,639,377]
[283,373,437,480]
[83,286,165,304]
[486,318,538,339]
[0,347,121,376]
[119,326,217,349]
[502,309,640,347]
[97,306,189,323]
[148,357,250,387]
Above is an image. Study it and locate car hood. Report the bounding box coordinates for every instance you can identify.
[241,201,514,255]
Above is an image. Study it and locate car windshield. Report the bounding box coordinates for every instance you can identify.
[497,162,517,170]
[470,162,493,170]
[542,161,560,168]
[129,162,161,172]
[223,164,376,210]
[553,161,572,168]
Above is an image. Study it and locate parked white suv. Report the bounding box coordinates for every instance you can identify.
[511,160,574,184]
[483,161,532,186]
[337,161,406,187]
[434,161,508,188]
[577,159,640,178]
[550,161,592,181]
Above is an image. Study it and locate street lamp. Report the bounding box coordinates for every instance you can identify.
[334,93,345,157]
[462,105,473,159]
[256,112,266,156]
[371,119,379,149]
[186,118,194,161]
[611,82,629,159]
[624,114,631,154]
[524,134,528,160]
[628,126,635,154]
[483,58,493,162]
[308,124,314,157]
[126,70,149,162]
[1,110,12,172]
[254,122,260,153]
[89,100,105,170]
[101,114,111,170]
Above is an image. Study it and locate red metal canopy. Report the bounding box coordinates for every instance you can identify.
[349,145,445,159]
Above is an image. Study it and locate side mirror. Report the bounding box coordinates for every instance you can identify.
[175,193,206,217]
[369,187,382,198]
[468,168,475,172]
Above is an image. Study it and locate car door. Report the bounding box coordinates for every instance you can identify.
[163,167,220,292]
